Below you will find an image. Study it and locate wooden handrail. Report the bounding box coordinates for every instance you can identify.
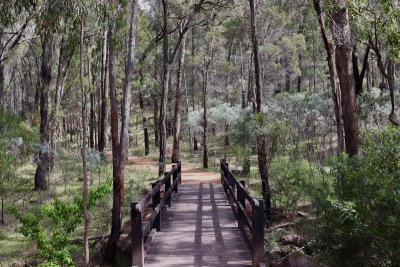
[220,159,265,267]
[131,161,182,267]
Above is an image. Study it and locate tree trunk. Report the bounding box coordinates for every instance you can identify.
[154,98,159,147]
[34,31,55,190]
[0,30,4,110]
[80,15,90,267]
[250,0,271,220]
[313,0,344,155]
[159,0,170,176]
[51,35,66,148]
[202,63,209,169]
[330,2,360,157]
[98,27,109,154]
[104,0,139,262]
[172,26,186,163]
[139,90,150,155]
[90,92,95,149]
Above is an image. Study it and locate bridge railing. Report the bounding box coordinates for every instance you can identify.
[220,159,265,267]
[131,161,182,267]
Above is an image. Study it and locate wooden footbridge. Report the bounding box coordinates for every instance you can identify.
[131,160,265,267]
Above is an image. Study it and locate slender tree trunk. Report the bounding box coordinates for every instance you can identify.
[104,0,139,262]
[313,0,344,155]
[0,30,4,110]
[34,32,55,190]
[330,2,360,157]
[154,98,159,147]
[172,27,186,163]
[250,0,271,220]
[51,35,66,148]
[191,27,199,151]
[139,89,150,155]
[98,27,109,154]
[90,92,95,149]
[202,60,209,169]
[80,15,90,267]
[159,0,170,176]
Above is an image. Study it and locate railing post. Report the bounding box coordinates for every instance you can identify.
[178,161,182,184]
[152,182,161,231]
[132,202,144,267]
[252,199,265,267]
[166,168,172,207]
[173,165,178,193]
[238,181,246,229]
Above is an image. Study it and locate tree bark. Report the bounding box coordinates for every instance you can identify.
[154,98,159,147]
[51,35,66,148]
[202,43,210,169]
[330,2,360,157]
[313,0,344,155]
[98,27,109,154]
[104,0,139,262]
[139,89,150,155]
[79,15,90,267]
[0,30,4,110]
[34,31,55,190]
[250,0,271,220]
[171,25,186,163]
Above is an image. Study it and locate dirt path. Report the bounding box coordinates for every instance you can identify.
[128,155,220,184]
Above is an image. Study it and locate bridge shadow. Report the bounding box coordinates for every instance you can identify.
[144,181,252,266]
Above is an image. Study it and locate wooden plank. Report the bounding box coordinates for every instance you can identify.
[143,182,253,266]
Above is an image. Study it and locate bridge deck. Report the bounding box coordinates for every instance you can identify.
[144,182,252,267]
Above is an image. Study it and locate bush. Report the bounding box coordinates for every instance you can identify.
[315,125,400,266]
[270,156,322,210]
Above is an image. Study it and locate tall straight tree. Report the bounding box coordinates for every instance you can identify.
[329,0,360,157]
[98,27,109,154]
[171,23,187,163]
[250,0,271,220]
[313,0,344,155]
[79,13,90,266]
[158,0,206,175]
[34,17,55,190]
[103,0,139,262]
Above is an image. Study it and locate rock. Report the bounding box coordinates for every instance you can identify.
[269,246,285,261]
[280,234,306,247]
[271,251,321,267]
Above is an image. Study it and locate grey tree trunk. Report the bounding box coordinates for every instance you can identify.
[250,0,271,220]
[313,0,344,155]
[80,15,90,267]
[98,27,109,154]
[0,30,4,110]
[34,31,55,190]
[172,26,187,163]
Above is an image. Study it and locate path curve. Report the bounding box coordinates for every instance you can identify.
[128,155,220,184]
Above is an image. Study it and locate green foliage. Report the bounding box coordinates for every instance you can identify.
[315,125,400,266]
[8,180,112,266]
[270,156,323,210]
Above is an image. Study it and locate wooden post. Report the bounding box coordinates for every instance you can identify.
[252,199,265,267]
[152,182,161,231]
[238,181,246,229]
[178,161,182,184]
[132,202,144,267]
[166,170,172,207]
[173,164,178,193]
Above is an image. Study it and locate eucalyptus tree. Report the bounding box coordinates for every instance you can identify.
[249,0,272,219]
[329,0,360,157]
[158,0,207,175]
[349,0,400,126]
[103,0,139,262]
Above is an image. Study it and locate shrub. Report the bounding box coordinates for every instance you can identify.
[315,125,400,266]
[270,156,322,210]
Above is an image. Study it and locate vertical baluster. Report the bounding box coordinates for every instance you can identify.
[132,202,144,267]
[152,182,161,231]
[252,199,265,267]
